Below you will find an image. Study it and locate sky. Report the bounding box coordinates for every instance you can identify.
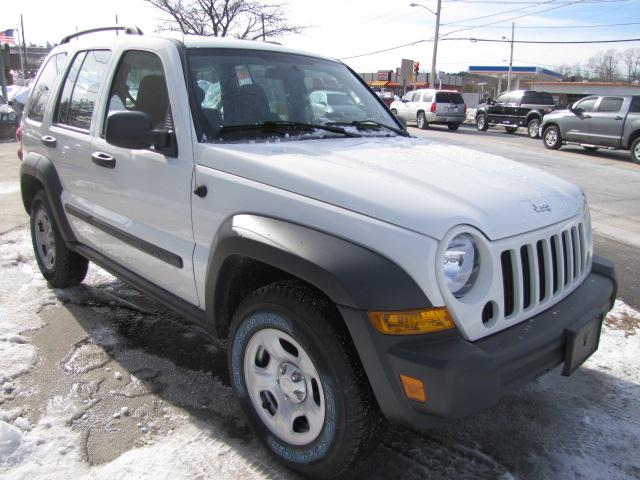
[3,0,640,74]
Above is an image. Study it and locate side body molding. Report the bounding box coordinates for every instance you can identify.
[206,215,431,334]
[20,153,77,243]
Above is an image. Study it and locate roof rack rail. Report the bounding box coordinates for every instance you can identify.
[60,26,143,44]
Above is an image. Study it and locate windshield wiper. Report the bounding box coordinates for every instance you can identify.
[218,121,361,138]
[326,120,409,137]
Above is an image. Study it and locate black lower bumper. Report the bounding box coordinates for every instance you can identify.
[340,256,617,429]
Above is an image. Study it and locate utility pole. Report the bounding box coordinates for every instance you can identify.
[0,45,7,100]
[261,13,266,41]
[507,22,514,91]
[16,25,25,81]
[20,14,28,78]
[431,0,442,89]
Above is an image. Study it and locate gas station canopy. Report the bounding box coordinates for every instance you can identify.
[468,66,563,91]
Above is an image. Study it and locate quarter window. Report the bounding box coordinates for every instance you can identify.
[27,53,67,122]
[105,50,172,130]
[597,97,623,113]
[55,50,111,130]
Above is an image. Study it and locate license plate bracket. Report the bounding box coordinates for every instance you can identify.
[562,313,603,376]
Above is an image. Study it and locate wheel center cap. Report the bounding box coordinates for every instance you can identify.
[277,362,306,404]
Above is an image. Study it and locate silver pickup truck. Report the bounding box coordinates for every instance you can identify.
[541,95,640,163]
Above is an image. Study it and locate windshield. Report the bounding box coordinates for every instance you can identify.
[187,48,401,142]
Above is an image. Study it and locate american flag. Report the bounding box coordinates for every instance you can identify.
[0,29,16,45]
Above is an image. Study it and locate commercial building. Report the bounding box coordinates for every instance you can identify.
[529,81,640,106]
[467,65,563,93]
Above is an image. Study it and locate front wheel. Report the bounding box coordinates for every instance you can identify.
[527,118,541,138]
[447,123,460,131]
[417,111,428,129]
[228,282,380,478]
[543,126,562,150]
[30,190,88,287]
[476,114,489,131]
[631,137,640,164]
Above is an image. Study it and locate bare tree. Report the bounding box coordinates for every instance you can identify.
[145,0,302,40]
[621,48,640,83]
[586,49,620,82]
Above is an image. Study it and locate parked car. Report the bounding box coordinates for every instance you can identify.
[310,90,367,121]
[20,26,616,478]
[0,93,18,138]
[541,95,640,163]
[390,89,466,130]
[475,90,555,138]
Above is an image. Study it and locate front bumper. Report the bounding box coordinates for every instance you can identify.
[340,256,616,429]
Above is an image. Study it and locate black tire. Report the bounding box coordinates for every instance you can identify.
[390,108,397,115]
[583,146,599,152]
[447,123,460,131]
[631,137,640,164]
[30,190,88,287]
[417,111,428,129]
[476,113,489,131]
[527,118,541,139]
[228,281,381,479]
[505,126,518,134]
[543,125,562,150]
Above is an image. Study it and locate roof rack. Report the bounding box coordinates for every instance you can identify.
[60,26,143,44]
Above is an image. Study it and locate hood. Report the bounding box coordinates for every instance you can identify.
[199,136,583,240]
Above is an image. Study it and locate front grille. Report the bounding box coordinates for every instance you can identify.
[500,222,588,319]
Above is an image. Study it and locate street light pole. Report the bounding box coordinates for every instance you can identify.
[410,1,442,88]
[431,0,442,89]
[507,22,514,91]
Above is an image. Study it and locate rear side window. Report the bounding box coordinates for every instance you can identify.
[436,92,463,104]
[597,97,623,113]
[522,92,554,105]
[55,50,111,130]
[631,97,640,113]
[105,50,171,130]
[27,53,67,122]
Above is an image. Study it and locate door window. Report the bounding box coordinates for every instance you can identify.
[574,97,598,113]
[494,93,507,105]
[55,50,111,130]
[105,50,172,130]
[597,97,623,113]
[27,53,68,122]
[631,97,640,113]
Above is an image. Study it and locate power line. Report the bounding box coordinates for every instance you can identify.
[441,0,570,25]
[443,20,640,28]
[442,36,640,43]
[339,39,431,60]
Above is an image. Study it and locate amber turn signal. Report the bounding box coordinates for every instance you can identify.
[368,307,455,335]
[400,374,427,403]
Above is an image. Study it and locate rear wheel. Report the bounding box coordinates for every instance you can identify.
[228,282,380,479]
[417,112,428,129]
[30,190,88,287]
[543,126,562,150]
[527,118,541,139]
[631,137,640,164]
[505,126,518,134]
[476,114,489,131]
[447,123,460,131]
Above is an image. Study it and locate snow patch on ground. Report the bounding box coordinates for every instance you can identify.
[0,182,20,195]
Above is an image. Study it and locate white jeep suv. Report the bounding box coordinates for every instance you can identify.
[20,26,616,478]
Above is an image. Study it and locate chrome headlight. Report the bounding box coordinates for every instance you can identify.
[443,233,480,297]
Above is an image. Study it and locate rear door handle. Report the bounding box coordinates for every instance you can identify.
[614,116,623,120]
[583,114,591,119]
[91,152,116,169]
[41,135,57,147]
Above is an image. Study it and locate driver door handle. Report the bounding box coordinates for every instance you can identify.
[583,114,591,119]
[91,152,116,169]
[614,116,623,120]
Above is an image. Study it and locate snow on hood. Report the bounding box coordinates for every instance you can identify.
[199,136,583,240]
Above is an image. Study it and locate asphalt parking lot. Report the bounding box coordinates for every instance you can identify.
[1,136,638,479]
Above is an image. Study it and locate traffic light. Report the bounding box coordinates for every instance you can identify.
[413,62,420,75]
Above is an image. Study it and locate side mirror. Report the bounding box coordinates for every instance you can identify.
[106,111,176,156]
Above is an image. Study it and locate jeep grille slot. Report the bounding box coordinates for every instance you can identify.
[498,222,587,321]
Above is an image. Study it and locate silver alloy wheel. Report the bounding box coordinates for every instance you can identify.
[34,208,56,270]
[417,113,425,128]
[244,328,325,446]
[528,120,540,138]
[634,142,640,161]
[477,116,485,129]
[545,129,557,147]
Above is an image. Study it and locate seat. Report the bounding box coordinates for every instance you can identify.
[224,84,275,125]
[135,75,170,128]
